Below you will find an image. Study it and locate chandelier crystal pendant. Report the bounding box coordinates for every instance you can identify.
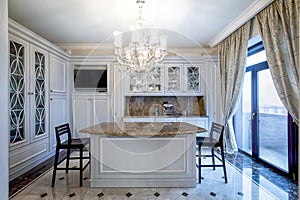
[113,0,168,72]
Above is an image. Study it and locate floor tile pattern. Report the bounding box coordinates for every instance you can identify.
[9,150,298,199]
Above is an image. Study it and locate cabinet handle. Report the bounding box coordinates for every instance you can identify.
[50,98,53,101]
[28,92,34,95]
[50,89,53,92]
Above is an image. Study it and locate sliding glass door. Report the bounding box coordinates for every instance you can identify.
[235,35,298,180]
[237,61,289,172]
[257,69,288,170]
[240,72,252,155]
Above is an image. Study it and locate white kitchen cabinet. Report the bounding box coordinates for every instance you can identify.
[9,36,30,148]
[200,59,221,123]
[8,20,70,180]
[72,94,112,138]
[9,38,49,146]
[49,94,68,151]
[123,62,205,96]
[49,54,67,94]
[9,35,51,179]
[165,64,183,94]
[30,45,49,142]
[183,64,202,94]
[124,64,164,95]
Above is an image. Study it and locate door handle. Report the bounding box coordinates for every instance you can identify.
[251,112,256,120]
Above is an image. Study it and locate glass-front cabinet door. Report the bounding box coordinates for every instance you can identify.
[126,64,163,94]
[146,64,163,93]
[185,65,201,93]
[165,64,182,93]
[129,71,145,92]
[9,39,27,145]
[33,48,47,138]
[9,38,48,146]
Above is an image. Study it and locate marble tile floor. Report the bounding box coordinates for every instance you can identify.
[9,150,70,197]
[9,150,296,200]
[11,152,296,200]
[225,151,298,200]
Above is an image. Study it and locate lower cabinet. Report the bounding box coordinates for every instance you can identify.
[49,94,68,152]
[72,94,112,138]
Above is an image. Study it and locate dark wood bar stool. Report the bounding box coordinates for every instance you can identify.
[51,123,90,187]
[196,122,227,183]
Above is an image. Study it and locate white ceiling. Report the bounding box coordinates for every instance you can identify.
[8,0,255,48]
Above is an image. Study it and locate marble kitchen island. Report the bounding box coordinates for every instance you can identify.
[80,122,206,187]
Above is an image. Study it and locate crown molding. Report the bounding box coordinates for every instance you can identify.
[8,19,69,59]
[56,43,218,57]
[56,43,113,50]
[208,0,274,47]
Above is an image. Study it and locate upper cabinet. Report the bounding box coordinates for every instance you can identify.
[9,36,49,148]
[125,64,164,94]
[49,54,67,94]
[184,64,201,94]
[147,65,163,93]
[124,62,204,96]
[8,20,70,180]
[9,36,28,146]
[165,64,182,93]
[30,45,49,142]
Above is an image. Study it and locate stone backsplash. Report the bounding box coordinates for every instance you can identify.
[125,96,206,116]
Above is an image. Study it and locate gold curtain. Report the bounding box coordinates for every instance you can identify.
[255,0,299,124]
[218,21,251,153]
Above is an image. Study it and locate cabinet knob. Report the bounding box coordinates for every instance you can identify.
[50,89,53,92]
[50,98,53,101]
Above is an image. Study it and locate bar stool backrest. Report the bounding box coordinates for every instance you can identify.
[209,122,225,145]
[55,123,72,145]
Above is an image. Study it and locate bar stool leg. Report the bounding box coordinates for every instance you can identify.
[66,147,70,173]
[211,147,215,170]
[51,147,59,187]
[220,145,227,183]
[79,147,83,187]
[198,144,202,184]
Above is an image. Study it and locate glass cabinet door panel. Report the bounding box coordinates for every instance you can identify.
[147,65,162,92]
[129,71,145,92]
[186,66,200,92]
[166,66,181,92]
[9,40,26,144]
[34,51,46,136]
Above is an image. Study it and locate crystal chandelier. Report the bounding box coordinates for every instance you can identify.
[113,0,168,72]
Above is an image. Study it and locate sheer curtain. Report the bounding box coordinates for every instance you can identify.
[255,0,299,124]
[218,21,251,153]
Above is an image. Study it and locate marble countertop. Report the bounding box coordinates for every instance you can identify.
[80,122,207,137]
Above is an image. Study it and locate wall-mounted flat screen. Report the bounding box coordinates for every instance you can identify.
[74,65,107,91]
